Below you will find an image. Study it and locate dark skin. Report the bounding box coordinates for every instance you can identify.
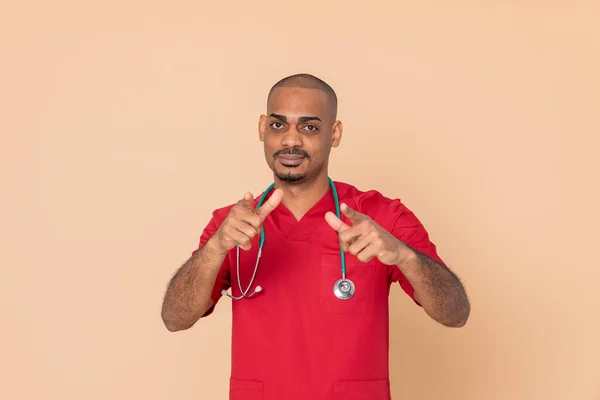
[161,85,469,331]
[258,87,342,220]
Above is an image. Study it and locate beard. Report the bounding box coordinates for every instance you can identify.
[275,169,307,183]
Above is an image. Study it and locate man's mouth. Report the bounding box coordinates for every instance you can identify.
[276,155,306,167]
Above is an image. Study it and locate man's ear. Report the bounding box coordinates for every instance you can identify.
[331,120,343,148]
[258,114,266,142]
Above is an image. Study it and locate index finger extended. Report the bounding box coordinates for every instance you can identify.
[340,203,367,223]
[256,188,283,219]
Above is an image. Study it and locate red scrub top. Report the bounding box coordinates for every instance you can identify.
[193,181,445,400]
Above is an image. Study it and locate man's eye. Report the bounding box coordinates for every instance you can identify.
[271,122,283,129]
[305,125,317,132]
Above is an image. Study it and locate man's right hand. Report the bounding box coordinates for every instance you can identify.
[211,188,284,254]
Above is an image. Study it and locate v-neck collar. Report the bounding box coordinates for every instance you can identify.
[256,180,350,242]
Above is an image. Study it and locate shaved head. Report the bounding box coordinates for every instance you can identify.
[267,73,338,120]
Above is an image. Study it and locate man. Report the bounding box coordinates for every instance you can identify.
[161,73,470,400]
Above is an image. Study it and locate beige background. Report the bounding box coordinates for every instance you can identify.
[1,1,599,399]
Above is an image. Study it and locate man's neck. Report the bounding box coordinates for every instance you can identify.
[275,174,330,221]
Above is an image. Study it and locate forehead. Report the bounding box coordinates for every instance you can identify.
[267,87,332,120]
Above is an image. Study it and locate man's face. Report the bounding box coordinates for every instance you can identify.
[259,87,342,184]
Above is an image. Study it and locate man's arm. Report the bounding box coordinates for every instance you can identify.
[395,247,470,327]
[324,202,470,328]
[161,189,284,332]
[161,237,225,332]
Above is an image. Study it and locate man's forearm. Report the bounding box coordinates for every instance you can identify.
[161,237,226,332]
[397,248,470,327]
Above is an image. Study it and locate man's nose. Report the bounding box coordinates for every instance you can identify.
[281,129,303,147]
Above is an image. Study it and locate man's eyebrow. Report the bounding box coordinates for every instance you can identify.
[299,116,321,123]
[269,113,287,122]
[268,113,322,123]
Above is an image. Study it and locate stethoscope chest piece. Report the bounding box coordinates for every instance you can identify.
[333,278,355,300]
[226,178,355,302]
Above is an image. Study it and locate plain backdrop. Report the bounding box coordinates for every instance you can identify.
[1,1,599,399]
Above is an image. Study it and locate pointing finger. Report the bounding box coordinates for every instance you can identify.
[239,192,255,209]
[340,203,367,223]
[256,188,283,219]
[324,211,351,232]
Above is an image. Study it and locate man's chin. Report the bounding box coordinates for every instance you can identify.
[275,170,307,183]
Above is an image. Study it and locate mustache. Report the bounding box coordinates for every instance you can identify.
[273,148,311,159]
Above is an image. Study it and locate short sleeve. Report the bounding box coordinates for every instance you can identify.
[388,202,446,305]
[192,213,231,318]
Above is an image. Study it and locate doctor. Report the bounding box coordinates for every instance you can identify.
[161,73,470,400]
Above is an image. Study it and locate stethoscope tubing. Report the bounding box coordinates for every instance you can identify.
[223,178,349,300]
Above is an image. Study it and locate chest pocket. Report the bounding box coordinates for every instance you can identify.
[319,254,375,314]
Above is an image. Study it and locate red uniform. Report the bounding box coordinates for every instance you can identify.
[193,181,445,400]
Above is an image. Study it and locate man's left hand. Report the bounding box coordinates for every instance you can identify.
[325,203,412,265]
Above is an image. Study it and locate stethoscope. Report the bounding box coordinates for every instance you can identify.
[221,177,355,301]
